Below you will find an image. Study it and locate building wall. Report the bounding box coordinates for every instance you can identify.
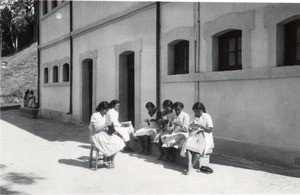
[71,2,157,125]
[38,2,300,167]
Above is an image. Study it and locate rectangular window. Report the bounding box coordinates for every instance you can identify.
[174,41,189,74]
[52,0,57,9]
[43,1,48,15]
[284,19,300,65]
[218,30,242,71]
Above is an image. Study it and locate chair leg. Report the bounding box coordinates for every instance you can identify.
[95,149,99,171]
[89,145,93,169]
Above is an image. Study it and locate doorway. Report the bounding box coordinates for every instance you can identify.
[82,59,93,123]
[119,52,135,125]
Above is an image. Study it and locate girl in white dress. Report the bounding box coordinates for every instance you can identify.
[135,102,161,155]
[180,102,214,175]
[153,100,176,160]
[89,101,125,168]
[162,102,190,162]
[107,100,135,152]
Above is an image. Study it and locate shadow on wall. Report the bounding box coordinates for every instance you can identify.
[0,109,90,143]
[0,164,45,195]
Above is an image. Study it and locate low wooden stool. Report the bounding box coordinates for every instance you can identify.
[89,144,111,171]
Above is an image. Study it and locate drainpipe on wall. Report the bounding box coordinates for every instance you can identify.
[156,2,161,110]
[197,2,200,102]
[67,0,73,115]
[36,0,40,108]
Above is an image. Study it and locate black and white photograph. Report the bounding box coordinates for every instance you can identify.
[1,0,300,194]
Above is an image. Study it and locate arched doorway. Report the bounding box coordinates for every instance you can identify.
[82,59,93,123]
[119,51,135,125]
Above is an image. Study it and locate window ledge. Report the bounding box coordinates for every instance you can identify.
[43,82,70,87]
[161,66,300,83]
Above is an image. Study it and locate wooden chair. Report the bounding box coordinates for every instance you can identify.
[89,144,112,170]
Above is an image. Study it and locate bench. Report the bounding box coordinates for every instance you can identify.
[19,107,39,119]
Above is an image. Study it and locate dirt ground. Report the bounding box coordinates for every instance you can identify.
[1,109,299,194]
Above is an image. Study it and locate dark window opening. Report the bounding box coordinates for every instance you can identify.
[174,41,189,74]
[53,66,58,83]
[218,30,242,71]
[43,1,48,15]
[52,0,57,9]
[63,64,70,82]
[44,68,48,83]
[284,19,300,66]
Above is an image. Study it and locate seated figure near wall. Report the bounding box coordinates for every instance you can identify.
[153,100,176,160]
[161,102,190,162]
[134,102,162,155]
[89,101,125,168]
[180,102,214,175]
[107,100,135,152]
[28,91,37,108]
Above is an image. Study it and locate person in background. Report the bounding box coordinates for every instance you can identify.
[107,100,135,152]
[135,102,162,155]
[153,100,176,160]
[89,101,125,168]
[180,102,214,175]
[23,89,30,107]
[162,102,190,162]
[28,90,36,108]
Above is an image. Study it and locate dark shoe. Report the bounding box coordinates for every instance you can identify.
[200,166,213,174]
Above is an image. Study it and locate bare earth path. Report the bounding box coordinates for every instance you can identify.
[1,110,299,194]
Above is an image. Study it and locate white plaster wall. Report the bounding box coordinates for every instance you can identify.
[200,77,300,151]
[40,41,70,113]
[161,82,196,117]
[72,1,150,30]
[72,6,156,124]
[160,2,194,35]
[40,3,70,44]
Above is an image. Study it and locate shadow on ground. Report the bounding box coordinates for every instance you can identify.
[0,164,44,195]
[211,153,300,178]
[0,109,89,143]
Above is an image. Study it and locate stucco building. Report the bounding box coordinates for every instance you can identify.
[38,1,300,168]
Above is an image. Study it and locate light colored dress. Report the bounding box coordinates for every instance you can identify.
[162,111,190,148]
[180,113,213,157]
[28,95,36,108]
[134,110,159,137]
[153,110,177,143]
[106,109,134,142]
[89,112,125,157]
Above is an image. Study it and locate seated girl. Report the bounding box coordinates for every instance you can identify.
[162,102,190,162]
[153,100,176,160]
[107,100,135,152]
[180,102,214,175]
[89,101,125,168]
[134,102,161,155]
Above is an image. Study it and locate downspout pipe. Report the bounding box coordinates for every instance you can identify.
[156,2,161,110]
[67,0,73,115]
[36,0,40,108]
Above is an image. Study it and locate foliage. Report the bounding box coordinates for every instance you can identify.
[1,0,35,56]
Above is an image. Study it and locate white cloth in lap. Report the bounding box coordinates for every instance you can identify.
[180,113,214,156]
[162,111,190,148]
[135,110,159,136]
[106,109,134,142]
